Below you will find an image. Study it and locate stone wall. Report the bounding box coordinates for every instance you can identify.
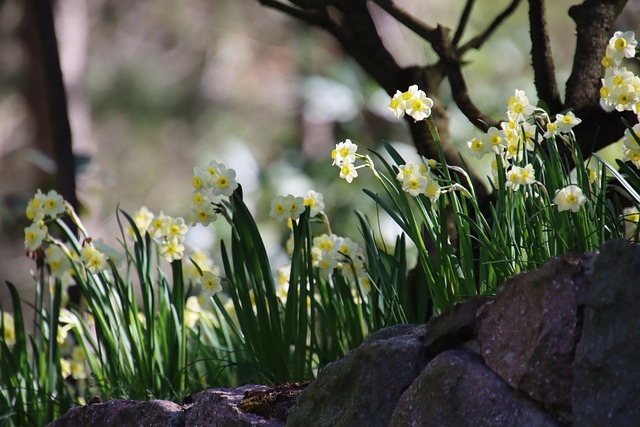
[49,240,640,426]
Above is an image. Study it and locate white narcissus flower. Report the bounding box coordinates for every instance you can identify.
[483,127,507,154]
[303,190,325,217]
[24,222,47,250]
[332,139,358,167]
[507,89,535,123]
[339,162,358,183]
[608,31,638,61]
[555,112,582,133]
[211,165,238,197]
[200,270,223,296]
[388,90,406,119]
[42,190,66,219]
[554,185,586,212]
[402,174,429,197]
[405,90,434,122]
[467,136,491,160]
[270,195,292,222]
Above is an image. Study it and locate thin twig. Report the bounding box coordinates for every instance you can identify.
[369,0,437,43]
[452,0,476,48]
[258,0,328,27]
[458,0,522,55]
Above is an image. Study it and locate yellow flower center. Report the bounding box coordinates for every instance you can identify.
[615,37,627,51]
[341,166,351,175]
[409,179,420,190]
[471,140,483,151]
[562,116,573,124]
[340,147,350,157]
[602,56,613,68]
[319,241,333,251]
[613,76,624,86]
[490,135,501,146]
[401,91,412,101]
[514,104,523,114]
[217,177,228,188]
[192,176,203,189]
[600,87,610,98]
[567,194,577,204]
[411,100,423,111]
[390,99,400,109]
[274,204,285,214]
[619,94,630,104]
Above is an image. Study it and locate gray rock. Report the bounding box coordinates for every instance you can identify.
[47,399,184,427]
[286,324,427,427]
[477,253,593,411]
[389,350,560,427]
[573,239,640,426]
[423,295,493,358]
[47,385,284,427]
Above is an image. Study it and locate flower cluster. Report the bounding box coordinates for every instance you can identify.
[269,190,325,222]
[395,160,441,203]
[388,85,434,122]
[466,89,586,212]
[600,31,639,113]
[189,160,239,226]
[130,207,189,262]
[270,194,305,222]
[23,189,66,251]
[331,139,363,183]
[311,233,368,284]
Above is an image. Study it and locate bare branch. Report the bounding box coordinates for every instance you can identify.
[430,26,500,130]
[528,0,562,113]
[369,0,438,43]
[452,0,476,48]
[258,0,330,27]
[458,0,522,55]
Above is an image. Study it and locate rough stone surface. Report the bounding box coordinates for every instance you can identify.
[390,350,560,427]
[47,399,185,427]
[286,324,427,427]
[47,385,284,427]
[423,295,493,358]
[477,252,594,411]
[573,239,640,426]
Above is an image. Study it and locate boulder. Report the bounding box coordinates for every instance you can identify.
[573,240,640,426]
[390,350,560,427]
[286,324,427,427]
[477,252,594,411]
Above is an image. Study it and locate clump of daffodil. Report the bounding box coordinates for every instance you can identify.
[311,233,368,284]
[600,31,640,113]
[395,159,441,203]
[189,160,239,226]
[464,89,589,204]
[388,84,434,122]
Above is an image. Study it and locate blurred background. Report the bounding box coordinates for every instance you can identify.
[1,0,638,310]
